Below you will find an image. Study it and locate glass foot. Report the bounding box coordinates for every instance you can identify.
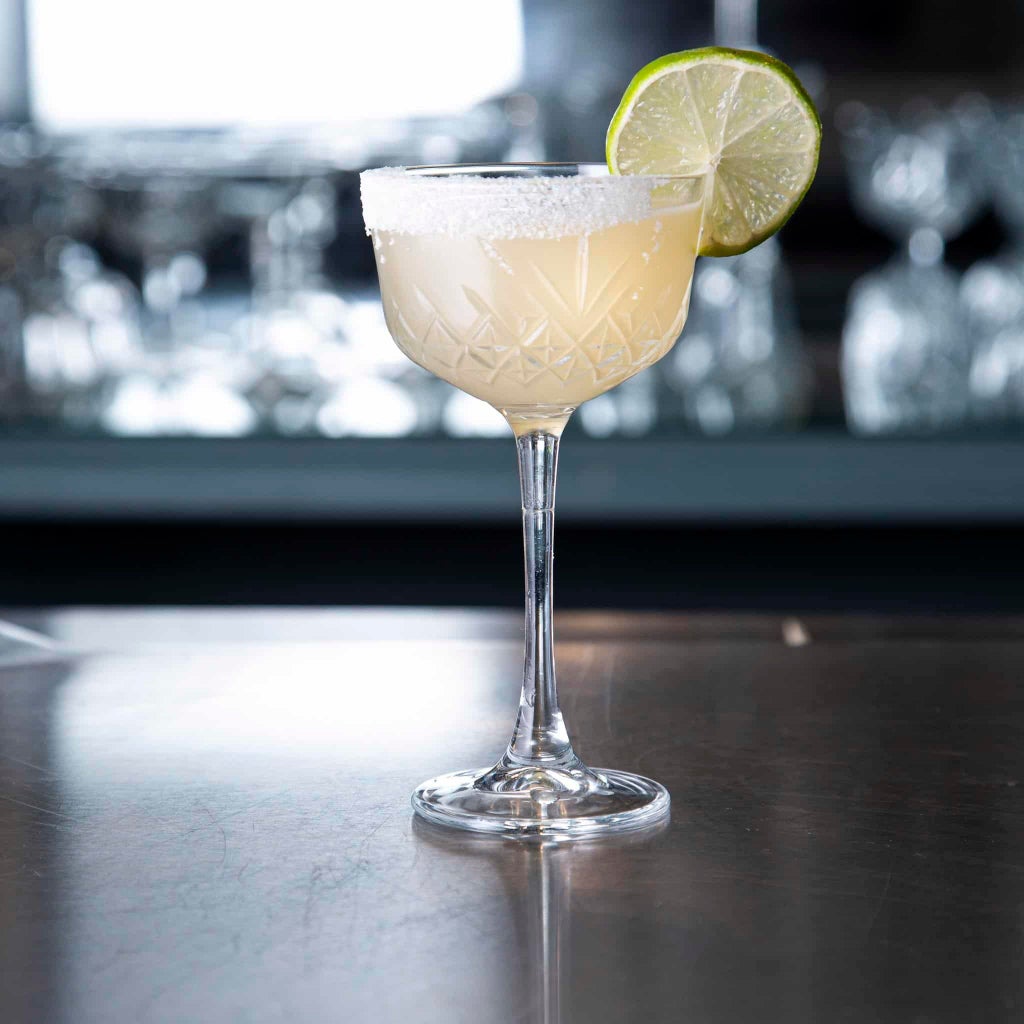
[412,753,670,839]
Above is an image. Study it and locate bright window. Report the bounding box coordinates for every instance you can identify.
[28,0,524,127]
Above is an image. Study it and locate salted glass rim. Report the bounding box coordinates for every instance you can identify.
[360,163,706,238]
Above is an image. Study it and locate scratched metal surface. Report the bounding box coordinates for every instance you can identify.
[1,609,1023,1023]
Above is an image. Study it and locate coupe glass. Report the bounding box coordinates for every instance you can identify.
[361,163,706,837]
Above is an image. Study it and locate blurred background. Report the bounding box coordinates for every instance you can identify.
[2,0,1024,609]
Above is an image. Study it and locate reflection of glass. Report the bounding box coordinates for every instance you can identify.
[413,824,571,1022]
[838,102,983,434]
[412,816,670,1022]
[363,163,705,837]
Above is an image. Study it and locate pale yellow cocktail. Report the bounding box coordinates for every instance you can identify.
[361,166,703,430]
[359,46,819,841]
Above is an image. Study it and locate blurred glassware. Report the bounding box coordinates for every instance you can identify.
[636,0,812,440]
[967,324,1024,423]
[56,132,263,435]
[661,238,810,435]
[23,240,143,427]
[0,284,21,416]
[441,389,509,437]
[60,129,414,437]
[979,104,1024,245]
[220,170,345,431]
[956,102,1024,426]
[501,92,547,163]
[315,376,420,438]
[838,101,983,434]
[578,372,658,438]
[0,105,550,439]
[843,260,969,434]
[61,132,224,341]
[0,125,142,423]
[838,100,984,248]
[960,253,1024,339]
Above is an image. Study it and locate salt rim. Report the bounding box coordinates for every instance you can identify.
[360,166,677,240]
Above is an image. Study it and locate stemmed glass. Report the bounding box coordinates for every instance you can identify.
[837,102,984,434]
[960,105,1024,423]
[362,163,705,837]
[662,237,810,435]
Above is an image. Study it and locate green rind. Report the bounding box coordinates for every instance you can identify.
[606,46,821,258]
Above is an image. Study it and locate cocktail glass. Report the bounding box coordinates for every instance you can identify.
[361,163,705,837]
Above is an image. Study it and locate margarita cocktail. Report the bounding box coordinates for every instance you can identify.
[361,47,820,838]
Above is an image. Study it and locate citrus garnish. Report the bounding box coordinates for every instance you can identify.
[607,46,821,256]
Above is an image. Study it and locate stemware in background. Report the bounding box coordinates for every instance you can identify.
[22,240,142,428]
[660,239,810,435]
[218,124,475,440]
[960,102,1024,425]
[58,132,258,436]
[0,124,139,427]
[653,0,812,438]
[62,124,481,440]
[219,168,344,435]
[66,133,223,349]
[838,101,984,435]
[0,126,43,418]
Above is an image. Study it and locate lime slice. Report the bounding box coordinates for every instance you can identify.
[607,47,820,256]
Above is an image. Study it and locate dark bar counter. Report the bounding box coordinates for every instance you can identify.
[1,608,1022,1022]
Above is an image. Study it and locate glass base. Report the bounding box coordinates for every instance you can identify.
[412,754,670,840]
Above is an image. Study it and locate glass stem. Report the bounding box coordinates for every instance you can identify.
[508,430,573,765]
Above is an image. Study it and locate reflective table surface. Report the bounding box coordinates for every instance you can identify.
[1,608,1023,1023]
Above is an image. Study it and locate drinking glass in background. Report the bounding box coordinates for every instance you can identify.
[65,134,259,437]
[219,168,348,436]
[631,0,814,440]
[657,238,811,436]
[222,158,450,440]
[578,239,812,440]
[960,102,1024,423]
[1,84,815,442]
[0,107,541,439]
[18,92,1024,442]
[0,128,425,437]
[838,101,985,435]
[0,124,141,426]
